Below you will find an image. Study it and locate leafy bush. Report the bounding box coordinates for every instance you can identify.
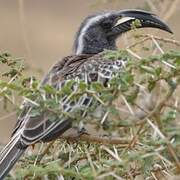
[0,36,180,179]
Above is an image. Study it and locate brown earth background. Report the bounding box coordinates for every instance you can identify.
[0,0,179,143]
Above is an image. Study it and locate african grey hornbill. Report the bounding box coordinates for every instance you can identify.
[0,9,172,179]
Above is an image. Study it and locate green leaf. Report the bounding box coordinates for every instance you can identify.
[61,80,75,95]
[43,84,56,94]
[108,105,119,116]
[140,65,156,75]
[91,82,104,92]
[79,81,87,91]
[148,80,156,91]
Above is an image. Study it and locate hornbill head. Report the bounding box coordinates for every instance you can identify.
[74,9,172,55]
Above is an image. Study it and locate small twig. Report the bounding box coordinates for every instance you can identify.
[64,153,96,167]
[60,134,130,145]
[126,37,150,49]
[37,134,130,163]
[125,81,177,150]
[84,145,96,175]
[37,140,55,163]
[32,142,44,179]
[165,103,180,112]
[126,49,142,59]
[147,118,180,173]
[127,34,180,50]
[147,84,180,172]
[97,171,124,180]
[127,122,145,149]
[101,145,122,162]
[121,95,135,115]
[138,34,180,46]
[151,36,164,54]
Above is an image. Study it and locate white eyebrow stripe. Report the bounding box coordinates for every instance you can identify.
[76,13,111,55]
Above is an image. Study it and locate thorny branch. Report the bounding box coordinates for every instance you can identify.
[127,34,180,49]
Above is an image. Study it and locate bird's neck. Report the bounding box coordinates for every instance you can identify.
[81,42,117,54]
[74,32,117,54]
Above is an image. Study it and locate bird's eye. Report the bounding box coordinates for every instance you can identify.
[101,20,113,29]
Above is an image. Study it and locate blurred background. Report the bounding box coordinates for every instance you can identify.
[0,0,179,144]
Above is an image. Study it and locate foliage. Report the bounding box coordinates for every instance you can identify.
[0,40,180,179]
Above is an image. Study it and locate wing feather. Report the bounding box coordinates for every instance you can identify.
[12,53,125,146]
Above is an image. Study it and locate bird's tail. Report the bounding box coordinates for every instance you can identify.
[0,137,27,179]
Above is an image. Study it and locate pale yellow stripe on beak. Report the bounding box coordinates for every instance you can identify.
[114,17,135,27]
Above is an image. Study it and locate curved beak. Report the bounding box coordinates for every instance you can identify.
[108,9,173,37]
